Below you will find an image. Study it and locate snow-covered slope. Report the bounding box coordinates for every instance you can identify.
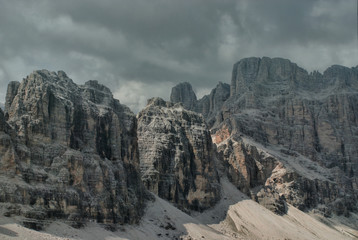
[1,178,356,240]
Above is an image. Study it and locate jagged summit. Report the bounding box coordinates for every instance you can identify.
[230,57,308,96]
[230,57,358,97]
[30,69,74,85]
[196,81,230,125]
[1,61,358,239]
[170,81,197,110]
[81,80,115,106]
[170,58,358,111]
[145,97,185,111]
[208,57,358,218]
[170,81,230,127]
[169,57,358,220]
[84,80,111,92]
[146,97,167,107]
[137,97,220,212]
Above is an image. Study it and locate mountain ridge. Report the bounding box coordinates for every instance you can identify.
[171,56,358,219]
[0,57,358,239]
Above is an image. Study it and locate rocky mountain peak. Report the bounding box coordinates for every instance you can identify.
[170,82,197,110]
[169,81,231,128]
[1,70,145,226]
[204,57,358,218]
[30,69,74,85]
[216,81,229,89]
[196,81,230,127]
[81,80,114,106]
[57,70,68,78]
[137,98,220,211]
[322,64,358,90]
[324,64,351,73]
[83,80,111,93]
[146,97,168,107]
[230,57,307,96]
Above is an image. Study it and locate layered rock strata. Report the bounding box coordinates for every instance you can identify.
[215,133,356,216]
[222,57,358,175]
[210,57,358,215]
[137,97,220,212]
[0,70,144,227]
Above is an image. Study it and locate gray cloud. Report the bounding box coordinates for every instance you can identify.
[0,0,356,112]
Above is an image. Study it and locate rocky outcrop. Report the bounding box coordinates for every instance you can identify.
[215,134,356,216]
[1,56,356,231]
[222,57,358,174]
[137,97,220,212]
[170,82,230,127]
[170,82,197,110]
[229,57,310,97]
[5,81,20,113]
[0,70,144,227]
[196,82,230,127]
[210,57,358,215]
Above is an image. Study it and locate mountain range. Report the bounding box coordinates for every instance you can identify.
[0,57,357,239]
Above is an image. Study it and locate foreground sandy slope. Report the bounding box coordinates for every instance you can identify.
[194,178,358,240]
[0,179,357,240]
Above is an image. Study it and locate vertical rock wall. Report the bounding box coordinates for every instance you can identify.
[137,97,220,212]
[0,70,144,227]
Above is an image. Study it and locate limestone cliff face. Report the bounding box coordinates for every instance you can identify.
[170,81,230,127]
[215,134,356,216]
[211,57,358,215]
[220,57,358,176]
[170,82,197,110]
[1,70,144,227]
[196,82,230,127]
[229,57,309,97]
[137,97,220,212]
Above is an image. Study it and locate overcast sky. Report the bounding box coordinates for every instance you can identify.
[0,0,357,112]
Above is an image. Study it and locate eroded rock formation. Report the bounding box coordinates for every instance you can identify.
[196,82,230,127]
[210,57,358,215]
[170,82,197,110]
[222,57,358,174]
[137,97,220,212]
[1,56,357,231]
[170,81,230,128]
[0,70,144,228]
[215,133,356,216]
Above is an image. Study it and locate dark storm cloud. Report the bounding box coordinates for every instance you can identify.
[0,0,356,112]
